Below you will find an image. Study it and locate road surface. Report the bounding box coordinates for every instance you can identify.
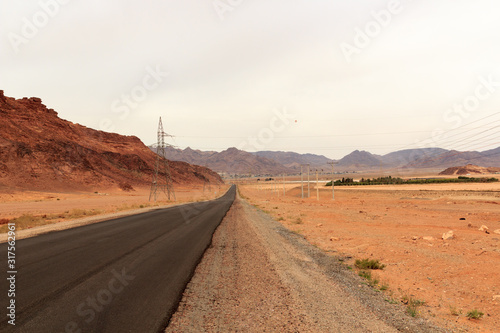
[0,185,235,333]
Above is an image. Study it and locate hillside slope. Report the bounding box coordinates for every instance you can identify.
[439,164,500,175]
[0,90,222,191]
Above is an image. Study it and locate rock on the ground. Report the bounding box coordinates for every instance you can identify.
[442,230,454,240]
[479,225,489,232]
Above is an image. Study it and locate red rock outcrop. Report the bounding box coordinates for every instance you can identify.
[0,90,222,191]
[439,164,500,176]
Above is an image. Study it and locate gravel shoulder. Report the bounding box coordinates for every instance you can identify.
[166,192,447,332]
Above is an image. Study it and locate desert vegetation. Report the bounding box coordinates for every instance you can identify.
[326,176,498,186]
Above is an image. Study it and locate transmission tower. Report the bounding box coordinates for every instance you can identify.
[149,117,176,202]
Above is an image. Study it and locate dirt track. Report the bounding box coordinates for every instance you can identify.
[166,193,445,332]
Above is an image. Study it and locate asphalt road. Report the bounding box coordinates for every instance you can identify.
[0,185,235,333]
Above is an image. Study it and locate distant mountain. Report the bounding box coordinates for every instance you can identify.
[158,146,293,175]
[406,148,500,169]
[253,151,334,170]
[160,146,216,165]
[381,148,448,168]
[206,148,293,175]
[337,147,500,170]
[154,145,500,175]
[336,150,383,169]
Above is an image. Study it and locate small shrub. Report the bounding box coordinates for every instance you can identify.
[358,270,383,288]
[277,217,284,221]
[358,270,372,280]
[369,278,379,288]
[293,217,303,224]
[466,309,484,320]
[355,258,385,270]
[385,298,398,304]
[402,295,425,318]
[449,305,461,316]
[407,306,418,317]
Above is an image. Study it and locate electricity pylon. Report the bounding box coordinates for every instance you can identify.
[149,117,176,202]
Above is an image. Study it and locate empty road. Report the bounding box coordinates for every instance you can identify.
[0,185,235,333]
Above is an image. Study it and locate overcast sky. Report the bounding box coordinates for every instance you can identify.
[1,0,500,159]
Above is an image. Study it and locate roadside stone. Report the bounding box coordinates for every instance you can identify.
[411,236,418,240]
[479,225,489,232]
[330,237,340,241]
[442,231,454,240]
[494,229,500,235]
[423,236,434,241]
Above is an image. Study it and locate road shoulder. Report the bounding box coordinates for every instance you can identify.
[166,193,447,332]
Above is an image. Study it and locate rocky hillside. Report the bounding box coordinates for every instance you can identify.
[439,164,500,176]
[0,90,222,191]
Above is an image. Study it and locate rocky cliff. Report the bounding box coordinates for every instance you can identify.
[0,90,222,191]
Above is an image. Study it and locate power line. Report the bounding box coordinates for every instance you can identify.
[387,112,500,153]
[447,131,500,152]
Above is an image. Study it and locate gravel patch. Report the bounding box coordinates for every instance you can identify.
[166,193,450,332]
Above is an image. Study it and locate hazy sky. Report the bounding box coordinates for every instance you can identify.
[1,0,500,159]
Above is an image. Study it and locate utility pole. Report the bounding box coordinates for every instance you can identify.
[149,117,176,202]
[307,164,310,198]
[300,165,303,198]
[283,173,285,197]
[327,162,337,200]
[300,165,306,199]
[316,169,319,201]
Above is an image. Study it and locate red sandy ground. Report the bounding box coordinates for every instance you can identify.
[240,179,500,333]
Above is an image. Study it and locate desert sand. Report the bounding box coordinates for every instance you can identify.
[240,179,500,332]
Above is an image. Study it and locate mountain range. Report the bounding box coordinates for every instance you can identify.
[159,146,500,175]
